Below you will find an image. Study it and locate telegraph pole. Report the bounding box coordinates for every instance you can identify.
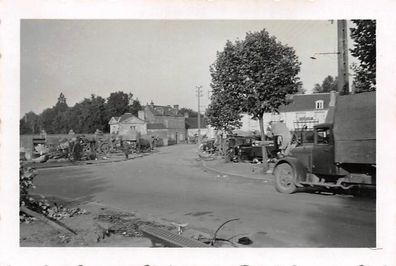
[196,85,203,148]
[337,20,350,94]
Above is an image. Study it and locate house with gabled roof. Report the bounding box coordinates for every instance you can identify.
[139,103,186,144]
[109,113,147,137]
[109,103,187,145]
[240,91,337,134]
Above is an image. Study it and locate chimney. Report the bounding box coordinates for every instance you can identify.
[329,90,337,107]
[173,105,179,115]
[138,110,145,121]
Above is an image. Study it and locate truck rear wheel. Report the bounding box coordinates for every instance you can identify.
[274,163,297,194]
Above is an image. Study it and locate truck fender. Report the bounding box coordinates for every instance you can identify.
[274,157,307,186]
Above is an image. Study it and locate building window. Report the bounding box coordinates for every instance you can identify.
[315,100,324,109]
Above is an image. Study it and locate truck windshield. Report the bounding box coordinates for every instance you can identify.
[316,128,331,144]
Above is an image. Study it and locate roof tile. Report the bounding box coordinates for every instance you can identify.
[278,93,332,112]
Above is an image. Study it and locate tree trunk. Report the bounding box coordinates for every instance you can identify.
[259,116,269,171]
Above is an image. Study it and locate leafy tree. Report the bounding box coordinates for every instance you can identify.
[129,98,142,116]
[313,75,338,93]
[40,107,57,133]
[209,29,301,169]
[178,107,199,118]
[66,95,107,133]
[20,91,143,134]
[296,83,306,94]
[20,112,41,134]
[36,93,70,134]
[313,83,322,93]
[350,20,376,92]
[90,95,107,131]
[206,96,242,133]
[105,91,132,118]
[52,112,69,134]
[55,92,68,112]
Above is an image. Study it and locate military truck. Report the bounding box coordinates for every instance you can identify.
[273,91,376,193]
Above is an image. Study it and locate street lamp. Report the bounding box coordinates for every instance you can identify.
[310,52,340,60]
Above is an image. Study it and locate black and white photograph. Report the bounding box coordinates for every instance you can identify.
[1,1,395,266]
[18,18,376,247]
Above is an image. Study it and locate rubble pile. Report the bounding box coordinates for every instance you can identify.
[96,213,175,238]
[46,204,89,220]
[22,133,155,164]
[20,196,89,223]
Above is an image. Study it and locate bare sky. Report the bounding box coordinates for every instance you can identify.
[21,20,343,116]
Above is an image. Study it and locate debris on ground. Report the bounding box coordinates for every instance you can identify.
[22,133,156,164]
[20,195,89,223]
[238,236,253,245]
[94,211,176,241]
[46,205,88,220]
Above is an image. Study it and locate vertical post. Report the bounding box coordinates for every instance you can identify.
[337,20,350,95]
[196,85,203,148]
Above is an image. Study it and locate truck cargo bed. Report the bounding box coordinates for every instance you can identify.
[333,92,376,164]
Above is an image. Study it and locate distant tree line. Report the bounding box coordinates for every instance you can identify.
[177,107,204,119]
[313,75,338,93]
[20,91,142,134]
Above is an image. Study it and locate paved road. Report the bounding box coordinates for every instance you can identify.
[34,144,376,247]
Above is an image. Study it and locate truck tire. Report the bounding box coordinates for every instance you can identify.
[274,163,297,194]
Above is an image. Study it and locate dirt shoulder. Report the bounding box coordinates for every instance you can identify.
[20,194,231,247]
[20,197,168,247]
[20,194,251,247]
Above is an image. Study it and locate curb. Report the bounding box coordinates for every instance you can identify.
[201,159,273,181]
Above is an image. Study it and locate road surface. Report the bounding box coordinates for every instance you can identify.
[34,144,376,247]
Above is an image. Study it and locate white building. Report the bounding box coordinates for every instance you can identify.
[108,113,147,136]
[240,92,337,134]
[185,117,216,140]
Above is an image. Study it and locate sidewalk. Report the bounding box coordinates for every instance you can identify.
[201,156,274,182]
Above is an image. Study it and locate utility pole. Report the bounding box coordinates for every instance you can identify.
[196,85,203,148]
[337,20,350,94]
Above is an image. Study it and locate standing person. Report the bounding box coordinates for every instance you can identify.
[151,136,156,150]
[119,136,129,160]
[268,121,292,157]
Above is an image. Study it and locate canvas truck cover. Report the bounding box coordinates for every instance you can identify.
[333,92,376,164]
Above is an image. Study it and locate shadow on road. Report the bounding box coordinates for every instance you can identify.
[296,188,376,247]
[306,203,376,247]
[34,167,111,203]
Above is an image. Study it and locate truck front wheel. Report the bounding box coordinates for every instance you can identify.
[274,163,297,194]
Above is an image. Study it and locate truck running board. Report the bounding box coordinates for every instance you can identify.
[299,181,354,190]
